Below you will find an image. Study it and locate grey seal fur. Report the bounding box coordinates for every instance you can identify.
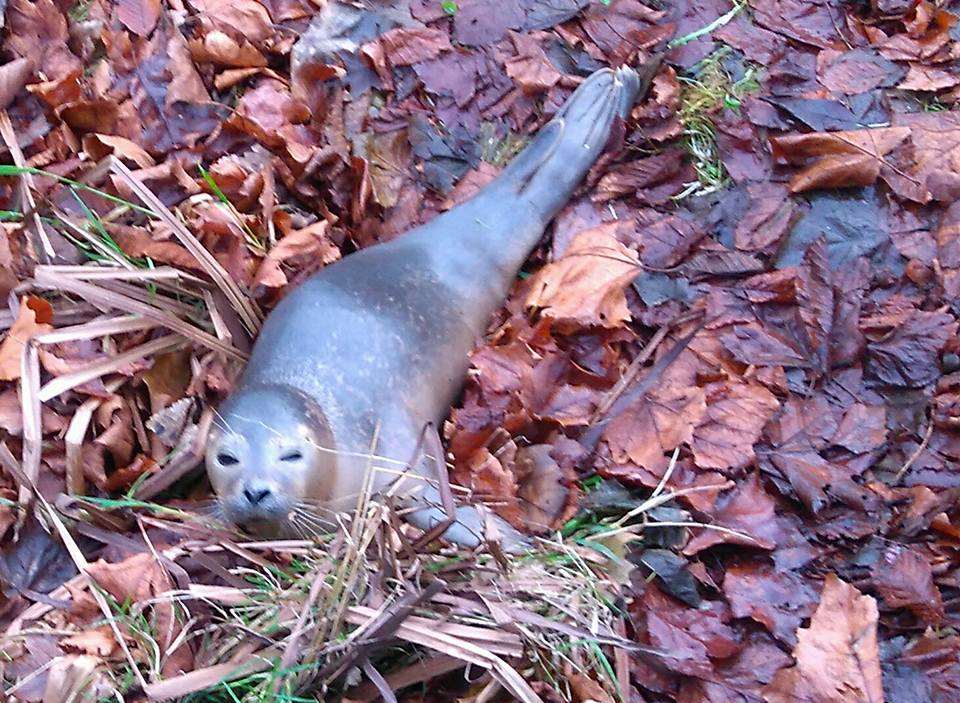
[206,65,644,550]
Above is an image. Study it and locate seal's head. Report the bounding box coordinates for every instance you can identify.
[205,384,335,535]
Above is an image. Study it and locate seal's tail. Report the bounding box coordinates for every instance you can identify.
[497,59,656,221]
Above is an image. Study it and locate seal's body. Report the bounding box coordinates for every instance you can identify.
[207,66,642,548]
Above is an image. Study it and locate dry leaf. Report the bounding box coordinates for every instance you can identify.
[763,575,883,703]
[525,224,639,329]
[0,296,54,381]
[253,220,340,288]
[116,0,161,37]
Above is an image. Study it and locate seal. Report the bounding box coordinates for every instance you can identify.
[206,65,644,550]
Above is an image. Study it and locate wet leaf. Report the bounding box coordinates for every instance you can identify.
[872,544,944,624]
[684,473,783,554]
[723,561,818,646]
[690,381,779,471]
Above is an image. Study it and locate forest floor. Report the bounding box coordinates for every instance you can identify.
[0,0,959,701]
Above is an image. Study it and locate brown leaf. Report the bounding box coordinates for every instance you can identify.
[723,562,818,646]
[691,381,779,471]
[862,300,957,388]
[108,224,204,273]
[602,385,707,474]
[61,627,118,658]
[0,57,34,110]
[362,26,452,84]
[770,127,911,193]
[683,473,780,554]
[898,63,960,91]
[514,443,580,533]
[887,111,960,204]
[525,224,639,329]
[830,403,887,454]
[504,32,561,95]
[734,183,795,253]
[0,296,54,381]
[81,134,157,168]
[763,575,884,703]
[568,672,615,703]
[6,0,82,80]
[593,149,686,204]
[116,0,161,37]
[188,30,268,68]
[228,80,316,162]
[872,544,944,624]
[816,48,905,95]
[452,445,524,528]
[637,211,704,269]
[364,129,412,209]
[189,0,274,43]
[85,552,171,610]
[252,221,340,289]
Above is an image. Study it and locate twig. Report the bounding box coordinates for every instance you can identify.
[895,416,934,482]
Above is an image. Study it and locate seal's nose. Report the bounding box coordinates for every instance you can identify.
[243,483,272,505]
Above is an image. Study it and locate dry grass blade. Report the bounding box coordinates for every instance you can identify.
[142,650,278,700]
[65,377,125,495]
[32,266,245,360]
[0,110,54,260]
[109,157,263,337]
[3,449,150,692]
[17,337,41,515]
[38,333,185,402]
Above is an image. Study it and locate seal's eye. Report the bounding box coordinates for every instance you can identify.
[280,450,303,462]
[217,452,239,466]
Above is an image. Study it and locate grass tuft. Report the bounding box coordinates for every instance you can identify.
[675,46,760,197]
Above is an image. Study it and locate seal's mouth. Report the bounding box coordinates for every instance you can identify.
[235,516,285,538]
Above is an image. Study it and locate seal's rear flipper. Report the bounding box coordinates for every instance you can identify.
[509,64,644,220]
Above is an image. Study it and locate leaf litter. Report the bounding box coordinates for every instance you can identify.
[0,0,958,702]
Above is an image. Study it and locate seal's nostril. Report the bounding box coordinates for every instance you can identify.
[243,486,271,505]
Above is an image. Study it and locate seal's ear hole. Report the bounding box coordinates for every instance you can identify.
[280,451,303,462]
[217,453,239,466]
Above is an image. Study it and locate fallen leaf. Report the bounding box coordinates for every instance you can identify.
[872,544,944,624]
[862,301,956,388]
[886,111,960,204]
[602,385,707,475]
[252,221,341,289]
[817,48,905,95]
[723,561,818,646]
[116,0,162,37]
[0,57,34,110]
[683,473,781,554]
[81,134,157,168]
[0,296,54,381]
[831,404,887,454]
[770,127,911,193]
[189,0,274,43]
[504,32,561,94]
[763,575,884,703]
[61,627,118,658]
[6,0,82,79]
[691,381,779,471]
[525,223,639,329]
[898,63,960,91]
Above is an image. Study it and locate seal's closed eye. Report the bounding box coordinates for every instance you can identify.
[280,451,303,462]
